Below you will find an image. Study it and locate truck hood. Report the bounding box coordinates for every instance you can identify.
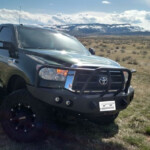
[23,49,121,68]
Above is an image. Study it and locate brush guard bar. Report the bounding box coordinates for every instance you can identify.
[35,65,132,95]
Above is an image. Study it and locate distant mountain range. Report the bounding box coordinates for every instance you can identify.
[46,23,150,36]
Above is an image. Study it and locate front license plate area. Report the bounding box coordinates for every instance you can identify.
[99,101,116,112]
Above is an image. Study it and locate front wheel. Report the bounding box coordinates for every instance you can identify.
[0,89,51,142]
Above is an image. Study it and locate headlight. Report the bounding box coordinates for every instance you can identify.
[123,71,128,83]
[39,68,68,81]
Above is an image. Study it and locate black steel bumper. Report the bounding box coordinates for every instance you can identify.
[27,85,134,116]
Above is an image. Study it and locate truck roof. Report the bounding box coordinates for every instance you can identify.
[0,23,59,33]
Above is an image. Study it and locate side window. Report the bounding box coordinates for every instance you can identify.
[0,27,13,42]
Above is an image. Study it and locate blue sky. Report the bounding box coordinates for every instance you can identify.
[0,0,150,30]
[0,0,150,14]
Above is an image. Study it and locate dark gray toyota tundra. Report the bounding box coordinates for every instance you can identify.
[0,24,134,142]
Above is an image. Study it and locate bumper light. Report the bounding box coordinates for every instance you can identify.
[55,97,62,103]
[66,100,72,106]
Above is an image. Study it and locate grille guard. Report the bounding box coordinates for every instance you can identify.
[36,65,132,95]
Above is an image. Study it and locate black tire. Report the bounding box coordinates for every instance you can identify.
[0,89,51,142]
[91,113,119,125]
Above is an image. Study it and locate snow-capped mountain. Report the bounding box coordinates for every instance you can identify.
[46,23,150,36]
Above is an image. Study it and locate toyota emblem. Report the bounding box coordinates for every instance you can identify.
[99,76,108,86]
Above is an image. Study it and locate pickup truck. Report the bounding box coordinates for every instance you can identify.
[0,24,134,142]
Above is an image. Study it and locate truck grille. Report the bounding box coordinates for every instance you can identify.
[72,70,125,93]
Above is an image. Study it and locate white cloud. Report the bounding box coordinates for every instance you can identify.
[102,1,111,4]
[0,9,150,31]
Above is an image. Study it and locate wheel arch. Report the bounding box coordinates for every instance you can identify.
[6,74,29,93]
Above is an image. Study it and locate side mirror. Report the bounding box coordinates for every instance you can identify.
[0,41,15,50]
[0,41,18,58]
[89,48,95,55]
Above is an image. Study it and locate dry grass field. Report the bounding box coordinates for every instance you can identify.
[0,36,150,150]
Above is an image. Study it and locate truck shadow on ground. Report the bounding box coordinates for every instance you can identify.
[0,119,127,150]
[44,120,126,150]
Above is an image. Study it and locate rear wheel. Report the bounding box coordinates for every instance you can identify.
[1,89,51,142]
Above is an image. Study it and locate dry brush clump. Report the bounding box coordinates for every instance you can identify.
[122,56,131,62]
[100,48,104,52]
[137,46,144,50]
[94,45,99,49]
[122,46,126,49]
[116,46,120,49]
[146,44,150,49]
[121,49,125,53]
[140,50,148,55]
[115,56,121,62]
[107,50,111,54]
[99,54,105,57]
[132,51,137,54]
[127,58,138,65]
[101,44,107,48]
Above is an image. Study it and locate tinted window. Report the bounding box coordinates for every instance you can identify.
[0,27,13,42]
[17,27,90,55]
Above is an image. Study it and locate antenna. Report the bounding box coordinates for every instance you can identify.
[19,6,21,24]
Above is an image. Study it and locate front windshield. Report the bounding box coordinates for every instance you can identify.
[17,26,90,55]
